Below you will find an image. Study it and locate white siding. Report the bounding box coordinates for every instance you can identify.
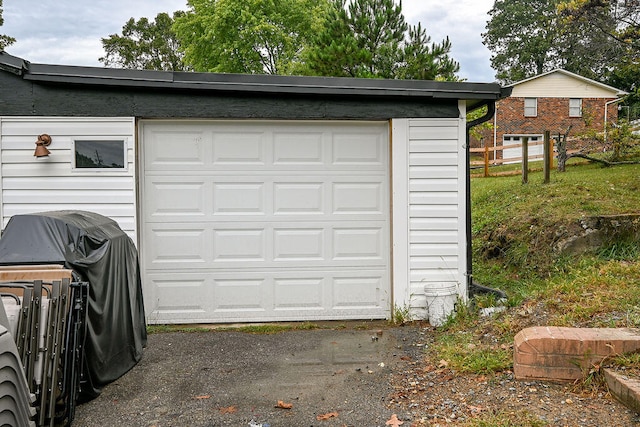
[512,72,620,98]
[0,117,137,242]
[392,113,467,320]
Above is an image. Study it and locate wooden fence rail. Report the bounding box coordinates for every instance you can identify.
[470,137,576,178]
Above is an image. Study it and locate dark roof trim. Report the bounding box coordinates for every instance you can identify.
[0,52,27,75]
[2,51,511,102]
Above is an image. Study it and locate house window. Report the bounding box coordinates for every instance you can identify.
[74,140,126,170]
[524,98,537,117]
[569,98,582,117]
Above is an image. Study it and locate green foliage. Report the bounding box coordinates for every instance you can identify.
[597,239,640,261]
[305,0,459,80]
[221,322,321,334]
[483,0,625,85]
[391,303,412,325]
[463,410,548,426]
[174,0,328,74]
[467,106,493,142]
[483,0,559,83]
[0,0,15,50]
[399,23,459,80]
[148,322,322,334]
[147,324,212,333]
[581,119,640,161]
[607,121,640,161]
[433,322,513,374]
[558,1,639,54]
[100,12,186,71]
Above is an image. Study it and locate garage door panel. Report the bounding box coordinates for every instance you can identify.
[213,229,266,262]
[212,131,266,165]
[273,182,325,215]
[273,228,324,261]
[145,270,387,323]
[144,129,208,169]
[333,182,384,215]
[146,227,210,266]
[274,277,325,310]
[332,131,385,166]
[145,179,207,219]
[213,182,266,215]
[145,221,386,270]
[333,227,385,260]
[333,275,384,309]
[146,275,211,320]
[213,278,267,312]
[273,131,325,165]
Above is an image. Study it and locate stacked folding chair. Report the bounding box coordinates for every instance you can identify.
[0,266,88,427]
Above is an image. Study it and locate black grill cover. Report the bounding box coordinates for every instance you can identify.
[0,211,147,399]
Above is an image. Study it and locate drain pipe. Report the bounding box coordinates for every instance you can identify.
[465,101,507,299]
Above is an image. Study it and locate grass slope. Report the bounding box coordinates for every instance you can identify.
[432,161,640,375]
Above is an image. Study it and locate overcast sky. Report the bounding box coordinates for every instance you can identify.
[2,0,496,82]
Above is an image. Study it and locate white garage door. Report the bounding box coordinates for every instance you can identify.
[141,120,390,324]
[503,135,544,164]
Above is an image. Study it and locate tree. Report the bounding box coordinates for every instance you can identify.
[173,0,329,74]
[482,0,620,84]
[483,0,559,83]
[0,0,16,51]
[399,23,460,81]
[305,0,459,80]
[558,0,639,94]
[100,12,186,71]
[558,0,639,52]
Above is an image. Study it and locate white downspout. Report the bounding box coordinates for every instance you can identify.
[604,98,623,142]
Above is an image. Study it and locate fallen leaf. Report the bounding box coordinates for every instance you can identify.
[276,400,293,409]
[467,404,484,414]
[316,411,339,420]
[438,359,449,368]
[195,395,211,400]
[386,413,404,426]
[218,406,237,414]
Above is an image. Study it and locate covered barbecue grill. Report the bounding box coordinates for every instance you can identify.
[0,210,147,400]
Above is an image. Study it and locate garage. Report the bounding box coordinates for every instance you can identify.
[141,120,390,323]
[0,52,510,325]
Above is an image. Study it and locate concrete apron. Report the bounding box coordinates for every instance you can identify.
[72,326,406,427]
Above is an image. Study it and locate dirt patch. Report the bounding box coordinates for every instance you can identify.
[388,324,640,426]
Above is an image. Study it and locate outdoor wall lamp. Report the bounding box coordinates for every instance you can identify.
[34,134,52,157]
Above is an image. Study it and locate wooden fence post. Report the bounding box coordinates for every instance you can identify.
[543,130,551,184]
[522,136,529,184]
[484,144,489,177]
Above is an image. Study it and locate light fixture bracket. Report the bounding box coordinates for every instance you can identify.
[34,134,52,157]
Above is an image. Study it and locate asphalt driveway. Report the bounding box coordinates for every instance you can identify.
[72,323,419,427]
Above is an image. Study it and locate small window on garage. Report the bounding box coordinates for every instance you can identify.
[569,98,582,117]
[74,140,126,170]
[524,98,537,117]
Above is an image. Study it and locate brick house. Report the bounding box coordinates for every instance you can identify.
[474,69,627,163]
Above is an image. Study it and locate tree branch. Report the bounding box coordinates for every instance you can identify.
[567,153,640,166]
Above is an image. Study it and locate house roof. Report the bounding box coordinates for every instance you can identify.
[0,52,510,110]
[506,69,627,96]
